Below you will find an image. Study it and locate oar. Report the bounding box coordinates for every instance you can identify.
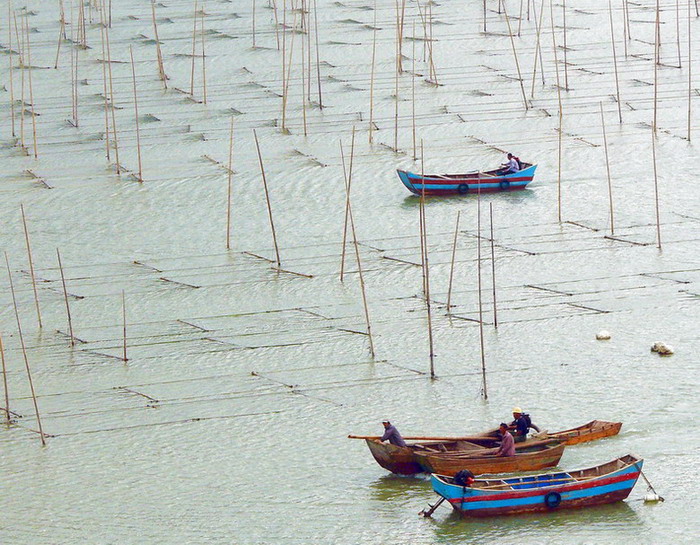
[347,434,494,442]
[419,496,445,518]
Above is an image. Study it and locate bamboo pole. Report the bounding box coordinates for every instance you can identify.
[271,0,280,50]
[343,129,375,358]
[368,0,377,143]
[122,290,127,361]
[151,0,167,89]
[562,0,568,90]
[608,0,622,124]
[8,0,15,138]
[226,117,234,250]
[312,0,323,108]
[446,210,460,310]
[54,1,65,69]
[483,0,487,32]
[15,11,25,150]
[253,129,282,268]
[517,0,523,36]
[621,0,628,59]
[252,0,256,48]
[99,0,110,161]
[103,0,120,173]
[24,13,38,158]
[56,249,75,347]
[675,0,681,68]
[653,0,659,133]
[688,0,692,141]
[300,1,308,136]
[600,102,615,235]
[394,0,400,151]
[550,0,563,223]
[502,1,529,111]
[530,0,546,98]
[651,127,661,249]
[489,203,497,328]
[129,46,143,182]
[282,5,298,133]
[190,0,198,96]
[476,190,487,399]
[201,7,207,104]
[339,140,351,282]
[20,205,42,329]
[4,253,46,446]
[412,20,416,160]
[0,333,9,424]
[420,141,435,378]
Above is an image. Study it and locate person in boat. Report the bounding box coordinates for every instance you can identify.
[453,469,475,487]
[498,153,520,175]
[379,420,407,447]
[509,407,540,442]
[494,422,516,456]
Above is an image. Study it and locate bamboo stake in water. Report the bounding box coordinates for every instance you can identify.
[54,1,66,69]
[562,0,569,90]
[4,253,46,446]
[129,46,143,182]
[530,0,546,98]
[0,333,9,425]
[653,0,659,133]
[368,0,377,143]
[190,0,198,96]
[489,203,498,328]
[201,7,207,104]
[341,130,375,358]
[24,13,38,158]
[420,141,435,378]
[621,0,628,58]
[550,0,563,222]
[476,191,487,399]
[102,0,120,173]
[600,102,615,235]
[446,210,461,310]
[312,0,323,109]
[151,0,167,89]
[253,129,282,268]
[252,0,256,48]
[8,0,16,138]
[608,0,622,123]
[339,140,351,282]
[122,290,128,361]
[675,0,681,68]
[394,0,400,151]
[20,205,42,329]
[412,20,416,159]
[502,1,529,111]
[99,1,111,161]
[56,249,75,347]
[226,117,234,250]
[15,11,26,151]
[651,128,661,249]
[688,0,692,141]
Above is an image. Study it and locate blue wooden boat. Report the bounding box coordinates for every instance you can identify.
[397,163,537,196]
[429,454,642,517]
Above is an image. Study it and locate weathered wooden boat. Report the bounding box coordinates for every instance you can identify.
[430,454,643,517]
[349,420,621,475]
[397,163,537,196]
[414,441,565,477]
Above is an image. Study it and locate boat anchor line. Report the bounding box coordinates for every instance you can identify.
[250,371,345,407]
[115,386,160,404]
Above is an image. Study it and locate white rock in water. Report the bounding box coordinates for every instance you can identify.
[596,330,611,340]
[651,341,674,355]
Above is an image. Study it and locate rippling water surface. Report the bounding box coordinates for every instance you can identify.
[0,0,697,543]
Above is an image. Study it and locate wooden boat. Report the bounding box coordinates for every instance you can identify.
[414,441,565,477]
[430,454,643,517]
[350,420,621,475]
[397,163,537,196]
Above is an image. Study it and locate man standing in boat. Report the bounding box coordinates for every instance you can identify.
[494,423,515,456]
[379,420,407,447]
[498,153,520,175]
[509,407,540,442]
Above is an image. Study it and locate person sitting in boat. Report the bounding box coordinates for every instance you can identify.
[509,407,540,442]
[498,153,520,175]
[494,422,515,456]
[380,420,407,447]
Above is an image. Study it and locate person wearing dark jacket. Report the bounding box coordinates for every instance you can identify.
[380,420,407,447]
[509,407,540,442]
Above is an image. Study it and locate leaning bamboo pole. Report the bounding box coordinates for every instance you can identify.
[56,249,75,347]
[446,210,460,310]
[550,0,563,223]
[0,333,9,424]
[608,0,622,124]
[339,140,351,282]
[343,130,375,358]
[502,0,528,111]
[122,290,127,362]
[102,0,120,173]
[651,127,661,249]
[8,0,15,138]
[530,0,546,98]
[20,205,42,329]
[99,3,111,161]
[600,102,615,235]
[420,141,435,378]
[24,13,38,158]
[151,0,167,89]
[129,46,143,182]
[226,117,234,250]
[489,203,498,328]
[476,190,487,399]
[253,129,282,268]
[688,0,692,141]
[190,0,198,96]
[4,253,46,446]
[312,0,323,108]
[368,0,377,143]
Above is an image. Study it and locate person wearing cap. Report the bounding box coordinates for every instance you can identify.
[509,407,540,442]
[494,423,515,456]
[379,420,407,447]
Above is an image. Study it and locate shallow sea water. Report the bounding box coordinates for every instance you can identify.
[0,0,698,543]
